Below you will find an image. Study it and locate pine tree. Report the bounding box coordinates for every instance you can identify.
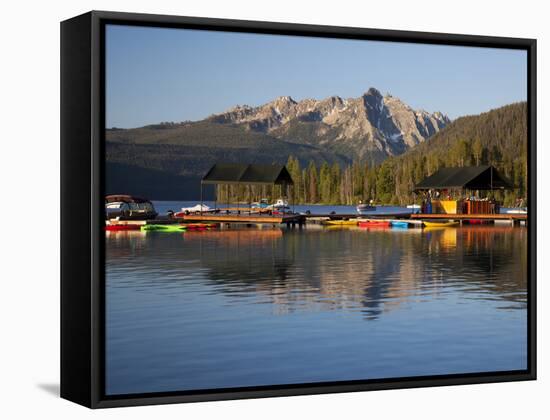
[307,161,318,203]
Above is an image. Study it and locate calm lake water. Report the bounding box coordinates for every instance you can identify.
[105,204,528,395]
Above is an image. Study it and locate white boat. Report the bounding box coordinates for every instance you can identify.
[407,204,421,209]
[506,208,527,214]
[267,199,290,210]
[179,204,211,213]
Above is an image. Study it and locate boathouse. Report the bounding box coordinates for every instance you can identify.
[200,163,294,213]
[414,165,512,215]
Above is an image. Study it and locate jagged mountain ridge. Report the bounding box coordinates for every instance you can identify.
[207,87,450,160]
[105,88,451,199]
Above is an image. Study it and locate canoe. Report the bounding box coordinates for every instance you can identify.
[322,219,358,226]
[423,221,459,228]
[105,224,141,231]
[390,221,410,229]
[358,220,391,228]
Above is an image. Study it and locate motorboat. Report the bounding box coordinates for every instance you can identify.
[506,208,527,214]
[251,198,270,209]
[175,203,212,216]
[105,195,158,220]
[267,199,290,210]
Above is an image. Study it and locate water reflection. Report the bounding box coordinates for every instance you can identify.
[105,225,527,395]
[106,225,527,320]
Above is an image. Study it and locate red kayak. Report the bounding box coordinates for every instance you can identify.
[105,224,141,231]
[184,223,220,230]
[358,220,391,228]
[467,219,490,225]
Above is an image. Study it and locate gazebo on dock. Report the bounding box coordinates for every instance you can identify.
[200,163,295,214]
[414,165,512,214]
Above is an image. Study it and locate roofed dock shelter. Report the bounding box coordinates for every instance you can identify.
[187,163,304,226]
[414,165,513,215]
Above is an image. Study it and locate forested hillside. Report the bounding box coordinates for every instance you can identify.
[107,102,527,206]
[271,102,527,207]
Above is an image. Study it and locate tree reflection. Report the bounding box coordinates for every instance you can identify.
[105,225,527,320]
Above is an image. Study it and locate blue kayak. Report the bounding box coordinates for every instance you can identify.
[391,221,410,229]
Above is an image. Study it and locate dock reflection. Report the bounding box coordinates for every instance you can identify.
[105,225,527,320]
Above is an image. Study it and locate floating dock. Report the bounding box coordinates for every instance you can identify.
[107,211,527,229]
[180,213,306,227]
[410,213,527,221]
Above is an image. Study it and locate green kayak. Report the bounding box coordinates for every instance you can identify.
[141,224,187,232]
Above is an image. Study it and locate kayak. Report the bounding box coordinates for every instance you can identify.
[390,221,410,229]
[358,220,391,228]
[466,219,490,225]
[184,223,219,229]
[141,224,187,232]
[105,224,141,231]
[322,219,358,226]
[423,221,459,228]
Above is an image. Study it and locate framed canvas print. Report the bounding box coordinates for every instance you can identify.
[60,11,536,408]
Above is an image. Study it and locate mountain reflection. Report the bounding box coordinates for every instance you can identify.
[106,225,527,321]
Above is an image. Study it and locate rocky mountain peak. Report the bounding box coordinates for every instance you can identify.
[273,95,296,104]
[268,95,298,113]
[364,87,383,98]
[209,89,450,161]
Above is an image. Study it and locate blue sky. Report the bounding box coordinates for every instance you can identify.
[106,24,527,128]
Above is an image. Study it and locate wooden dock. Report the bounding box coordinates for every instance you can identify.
[317,212,412,219]
[410,213,527,221]
[108,211,527,228]
[180,213,306,226]
[214,207,272,214]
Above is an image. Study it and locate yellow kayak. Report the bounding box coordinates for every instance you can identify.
[423,221,459,228]
[322,219,358,226]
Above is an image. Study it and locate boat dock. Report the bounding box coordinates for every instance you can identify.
[108,211,527,228]
[411,213,527,225]
[180,213,306,227]
[177,212,414,226]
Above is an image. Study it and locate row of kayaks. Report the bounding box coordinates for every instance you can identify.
[322,219,460,228]
[105,223,219,232]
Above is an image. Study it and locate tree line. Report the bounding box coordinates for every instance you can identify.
[215,102,528,207]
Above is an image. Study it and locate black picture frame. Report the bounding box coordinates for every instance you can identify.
[60,10,537,409]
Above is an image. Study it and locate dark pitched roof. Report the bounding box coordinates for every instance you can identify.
[414,165,512,190]
[105,194,152,203]
[202,163,294,185]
